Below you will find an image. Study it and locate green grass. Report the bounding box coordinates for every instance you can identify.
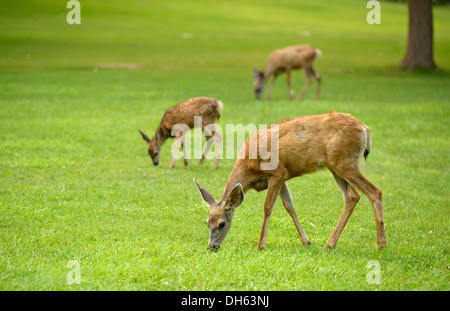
[0,0,449,290]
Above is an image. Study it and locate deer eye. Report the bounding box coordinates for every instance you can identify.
[219,222,225,229]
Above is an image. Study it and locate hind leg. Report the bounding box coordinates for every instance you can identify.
[310,66,321,100]
[336,168,387,250]
[324,170,360,250]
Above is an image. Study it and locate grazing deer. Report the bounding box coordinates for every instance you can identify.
[139,96,223,169]
[253,44,322,101]
[194,111,387,251]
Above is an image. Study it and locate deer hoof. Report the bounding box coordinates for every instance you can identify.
[302,240,312,247]
[323,243,335,251]
[208,245,220,252]
[377,241,388,251]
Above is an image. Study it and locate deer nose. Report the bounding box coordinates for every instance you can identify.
[153,161,159,166]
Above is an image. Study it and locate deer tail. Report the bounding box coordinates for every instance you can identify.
[363,127,371,161]
[216,100,223,120]
[314,48,322,60]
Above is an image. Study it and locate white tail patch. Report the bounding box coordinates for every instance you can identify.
[216,100,223,116]
[315,49,322,59]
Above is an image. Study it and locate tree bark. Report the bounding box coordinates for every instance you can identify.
[399,0,436,70]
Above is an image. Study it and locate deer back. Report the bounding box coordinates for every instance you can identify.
[233,112,369,184]
[160,97,222,131]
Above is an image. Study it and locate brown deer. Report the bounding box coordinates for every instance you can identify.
[194,112,387,251]
[139,96,223,169]
[253,44,322,101]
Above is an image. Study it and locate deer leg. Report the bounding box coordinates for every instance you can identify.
[169,157,176,168]
[199,124,222,169]
[323,171,360,250]
[296,68,312,101]
[310,66,321,100]
[180,133,188,166]
[286,69,293,100]
[279,182,311,247]
[337,169,387,250]
[266,73,278,100]
[169,132,185,169]
[257,178,283,250]
[199,135,213,166]
[182,142,188,166]
[212,127,222,170]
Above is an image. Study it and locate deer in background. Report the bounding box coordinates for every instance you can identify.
[139,96,223,169]
[194,111,387,252]
[253,44,322,101]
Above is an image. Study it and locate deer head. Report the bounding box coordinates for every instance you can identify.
[139,128,164,166]
[253,69,266,99]
[194,179,244,251]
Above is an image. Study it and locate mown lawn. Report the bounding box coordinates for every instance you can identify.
[0,0,449,290]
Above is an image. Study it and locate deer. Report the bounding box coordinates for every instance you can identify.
[139,96,223,169]
[194,111,387,252]
[253,44,322,101]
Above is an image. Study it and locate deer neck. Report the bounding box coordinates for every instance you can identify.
[220,159,258,202]
[263,63,277,80]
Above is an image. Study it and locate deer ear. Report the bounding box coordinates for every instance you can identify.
[226,183,244,210]
[156,126,165,140]
[139,129,150,143]
[253,69,264,79]
[193,178,216,207]
[253,68,260,79]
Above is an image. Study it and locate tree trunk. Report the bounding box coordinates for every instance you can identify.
[399,0,436,70]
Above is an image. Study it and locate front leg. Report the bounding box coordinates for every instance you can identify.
[257,178,283,250]
[169,132,185,169]
[199,134,214,166]
[266,74,278,100]
[279,182,311,247]
[296,67,313,101]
